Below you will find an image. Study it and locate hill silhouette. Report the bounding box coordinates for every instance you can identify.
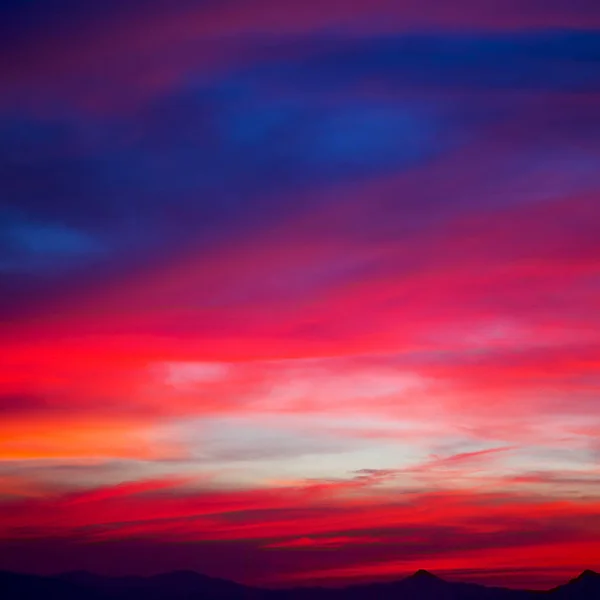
[1,569,599,600]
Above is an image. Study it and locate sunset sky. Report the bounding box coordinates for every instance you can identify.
[1,0,600,590]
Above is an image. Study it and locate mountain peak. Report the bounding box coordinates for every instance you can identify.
[408,569,439,581]
[575,569,599,581]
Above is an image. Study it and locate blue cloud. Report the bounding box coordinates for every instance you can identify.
[7,220,100,257]
[0,213,105,274]
[248,31,600,93]
[0,81,445,268]
[1,29,599,317]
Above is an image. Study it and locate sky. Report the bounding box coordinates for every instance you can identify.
[1,0,600,590]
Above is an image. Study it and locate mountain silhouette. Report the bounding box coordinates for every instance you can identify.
[549,569,600,598]
[407,569,440,580]
[1,569,599,600]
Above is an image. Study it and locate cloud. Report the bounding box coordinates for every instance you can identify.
[0,415,184,462]
[3,3,600,98]
[266,535,383,549]
[1,0,599,586]
[2,27,599,326]
[0,478,599,585]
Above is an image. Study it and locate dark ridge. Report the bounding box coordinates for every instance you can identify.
[2,568,600,600]
[574,570,599,581]
[547,569,600,597]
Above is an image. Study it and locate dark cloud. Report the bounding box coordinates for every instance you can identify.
[2,31,599,276]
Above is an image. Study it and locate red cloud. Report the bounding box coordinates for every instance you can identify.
[0,478,599,586]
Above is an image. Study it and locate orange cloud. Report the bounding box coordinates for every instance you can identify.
[0,417,180,461]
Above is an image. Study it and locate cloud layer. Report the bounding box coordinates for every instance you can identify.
[1,0,599,588]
